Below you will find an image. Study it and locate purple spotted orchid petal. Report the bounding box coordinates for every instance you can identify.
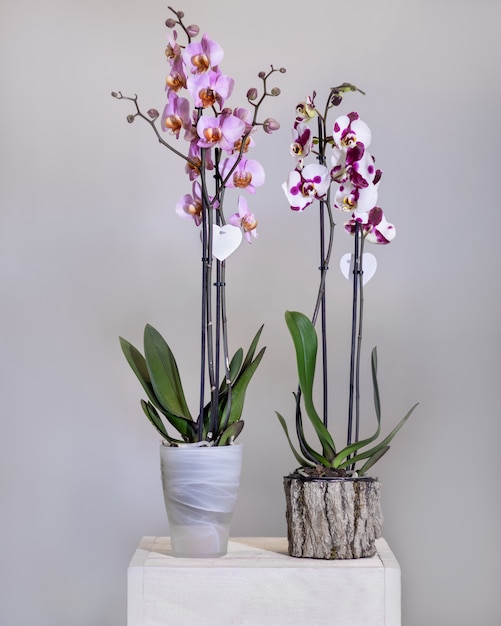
[333,113,372,152]
[331,143,375,180]
[364,207,396,243]
[290,122,312,160]
[334,179,378,214]
[346,143,365,166]
[331,147,349,183]
[352,152,377,183]
[282,163,330,211]
[344,207,396,244]
[295,94,317,123]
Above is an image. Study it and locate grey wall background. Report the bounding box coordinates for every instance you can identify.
[1,0,500,624]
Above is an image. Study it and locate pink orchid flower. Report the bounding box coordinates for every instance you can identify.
[183,33,224,75]
[233,107,254,133]
[176,181,203,226]
[187,69,234,108]
[165,31,187,92]
[161,91,191,138]
[184,139,214,180]
[196,113,246,153]
[220,156,265,194]
[229,196,258,242]
[231,107,256,152]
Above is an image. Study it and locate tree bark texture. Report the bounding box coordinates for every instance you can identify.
[283,475,383,559]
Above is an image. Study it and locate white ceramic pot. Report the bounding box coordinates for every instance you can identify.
[159,443,243,558]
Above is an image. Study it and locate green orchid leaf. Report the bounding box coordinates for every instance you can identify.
[337,402,419,470]
[285,311,336,460]
[201,399,213,439]
[142,398,197,442]
[240,325,264,373]
[223,346,266,425]
[121,335,196,440]
[120,336,159,409]
[276,412,313,467]
[143,324,193,420]
[207,332,266,438]
[371,347,381,423]
[293,393,330,466]
[219,348,244,394]
[217,420,244,446]
[333,437,376,468]
[140,400,185,444]
[216,327,265,432]
[331,346,385,468]
[358,446,390,476]
[229,347,244,382]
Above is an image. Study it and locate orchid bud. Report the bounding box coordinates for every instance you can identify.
[165,18,176,28]
[330,92,343,106]
[258,71,266,79]
[127,114,135,124]
[263,118,280,134]
[246,87,258,101]
[338,82,357,93]
[279,67,286,73]
[270,87,281,96]
[147,109,159,119]
[176,10,184,18]
[186,24,199,37]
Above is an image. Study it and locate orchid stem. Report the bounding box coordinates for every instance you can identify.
[355,235,366,444]
[198,147,208,440]
[317,116,329,428]
[347,221,361,448]
[319,199,329,428]
[219,261,233,434]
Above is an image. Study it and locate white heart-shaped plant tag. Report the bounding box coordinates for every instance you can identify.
[340,252,377,285]
[212,224,242,261]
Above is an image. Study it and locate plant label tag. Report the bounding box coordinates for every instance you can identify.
[212,224,243,261]
[340,252,377,285]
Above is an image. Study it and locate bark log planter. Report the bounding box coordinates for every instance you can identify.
[284,473,383,559]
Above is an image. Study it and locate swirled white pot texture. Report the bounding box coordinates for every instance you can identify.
[159,443,243,557]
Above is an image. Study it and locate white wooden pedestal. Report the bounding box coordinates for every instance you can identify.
[128,536,401,626]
